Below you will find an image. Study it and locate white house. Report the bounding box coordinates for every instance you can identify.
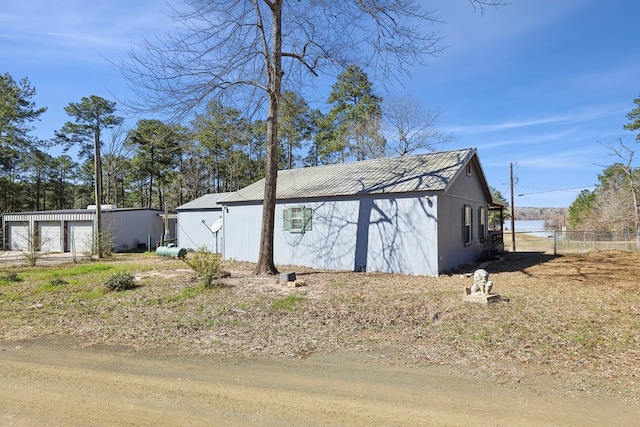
[2,206,171,254]
[176,192,231,253]
[220,148,498,276]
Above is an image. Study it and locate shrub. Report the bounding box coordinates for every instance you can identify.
[49,276,68,287]
[24,252,40,267]
[183,247,226,288]
[104,272,136,292]
[201,271,217,289]
[1,271,21,283]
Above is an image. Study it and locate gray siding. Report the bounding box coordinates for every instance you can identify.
[177,209,224,252]
[105,210,166,251]
[221,149,493,276]
[223,204,262,262]
[437,164,489,273]
[224,194,440,276]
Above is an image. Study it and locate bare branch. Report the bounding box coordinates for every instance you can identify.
[469,0,511,16]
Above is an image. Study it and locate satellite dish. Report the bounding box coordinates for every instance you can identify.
[210,217,223,233]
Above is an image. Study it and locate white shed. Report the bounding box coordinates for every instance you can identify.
[220,148,497,276]
[2,207,171,254]
[176,193,231,253]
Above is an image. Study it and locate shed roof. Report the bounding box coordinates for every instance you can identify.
[2,207,163,217]
[177,192,233,210]
[221,148,485,203]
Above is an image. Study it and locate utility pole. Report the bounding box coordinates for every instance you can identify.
[510,163,516,252]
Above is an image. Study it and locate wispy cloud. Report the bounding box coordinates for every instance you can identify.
[1,1,174,62]
[516,150,599,170]
[446,104,628,136]
[430,0,588,57]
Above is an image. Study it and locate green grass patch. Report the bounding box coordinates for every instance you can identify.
[167,286,208,302]
[58,263,115,276]
[75,288,106,300]
[270,293,306,311]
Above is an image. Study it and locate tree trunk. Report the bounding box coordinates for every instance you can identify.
[254,0,282,275]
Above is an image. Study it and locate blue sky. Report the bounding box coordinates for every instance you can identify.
[2,0,639,208]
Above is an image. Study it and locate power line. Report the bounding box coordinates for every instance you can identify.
[517,186,595,196]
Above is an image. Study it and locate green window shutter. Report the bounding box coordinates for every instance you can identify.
[283,208,291,231]
[303,207,313,231]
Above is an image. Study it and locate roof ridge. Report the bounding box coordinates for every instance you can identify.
[278,147,474,176]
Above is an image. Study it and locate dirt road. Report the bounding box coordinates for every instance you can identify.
[1,338,636,426]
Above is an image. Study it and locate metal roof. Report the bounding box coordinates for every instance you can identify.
[221,148,479,203]
[177,192,233,210]
[1,207,163,216]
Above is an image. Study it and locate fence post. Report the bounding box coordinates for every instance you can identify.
[553,230,557,256]
[594,232,597,251]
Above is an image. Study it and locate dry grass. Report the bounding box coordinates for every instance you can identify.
[1,251,639,399]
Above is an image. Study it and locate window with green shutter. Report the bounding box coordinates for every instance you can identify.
[283,206,312,233]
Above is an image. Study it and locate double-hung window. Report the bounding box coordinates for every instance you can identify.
[463,205,472,246]
[283,206,313,233]
[478,206,486,240]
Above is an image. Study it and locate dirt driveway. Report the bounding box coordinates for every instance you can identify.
[1,338,636,426]
[0,251,79,266]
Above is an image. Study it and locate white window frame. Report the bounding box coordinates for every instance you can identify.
[283,206,313,233]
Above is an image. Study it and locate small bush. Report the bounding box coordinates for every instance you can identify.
[201,271,218,289]
[24,252,39,267]
[1,272,21,283]
[183,247,226,288]
[104,272,136,292]
[49,276,68,287]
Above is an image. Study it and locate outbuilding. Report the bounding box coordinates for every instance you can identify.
[220,148,501,276]
[2,206,172,254]
[176,192,231,253]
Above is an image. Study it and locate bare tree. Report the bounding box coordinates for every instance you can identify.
[598,139,640,235]
[102,125,132,207]
[383,94,451,156]
[353,113,387,160]
[591,177,634,232]
[118,0,505,274]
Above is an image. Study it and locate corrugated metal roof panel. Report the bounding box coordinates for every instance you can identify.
[221,148,475,203]
[177,192,233,210]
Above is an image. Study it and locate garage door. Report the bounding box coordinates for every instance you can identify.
[67,221,94,254]
[8,222,29,250]
[39,221,62,252]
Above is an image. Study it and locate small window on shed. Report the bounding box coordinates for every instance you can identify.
[283,206,312,233]
[466,162,472,176]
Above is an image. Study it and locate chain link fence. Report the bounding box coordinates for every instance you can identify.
[503,230,640,255]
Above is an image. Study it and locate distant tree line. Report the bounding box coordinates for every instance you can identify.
[568,94,640,232]
[0,69,448,215]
